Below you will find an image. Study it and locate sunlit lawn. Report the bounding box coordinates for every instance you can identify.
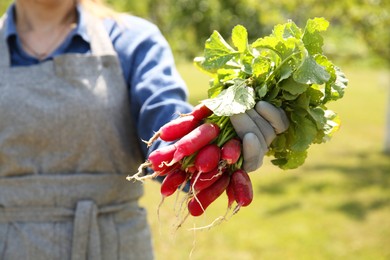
[140,62,390,260]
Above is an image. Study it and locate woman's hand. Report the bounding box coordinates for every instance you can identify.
[230,101,289,172]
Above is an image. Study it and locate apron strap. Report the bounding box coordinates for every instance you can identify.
[0,14,11,68]
[84,12,116,56]
[71,200,101,260]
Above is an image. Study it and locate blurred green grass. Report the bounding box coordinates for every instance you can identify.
[140,63,390,260]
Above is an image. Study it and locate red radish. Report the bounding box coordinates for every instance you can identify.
[231,169,253,209]
[189,103,213,120]
[190,167,224,192]
[148,144,177,172]
[185,165,197,174]
[146,115,200,146]
[160,168,188,197]
[157,168,188,221]
[226,178,236,209]
[167,123,220,166]
[187,173,230,217]
[221,138,242,164]
[127,144,178,182]
[194,144,221,173]
[157,162,181,176]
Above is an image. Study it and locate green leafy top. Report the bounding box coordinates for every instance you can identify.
[194,17,348,170]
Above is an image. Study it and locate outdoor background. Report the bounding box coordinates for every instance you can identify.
[1,1,389,259]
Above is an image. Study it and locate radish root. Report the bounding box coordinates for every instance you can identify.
[126,161,157,182]
[188,215,226,231]
[143,131,161,147]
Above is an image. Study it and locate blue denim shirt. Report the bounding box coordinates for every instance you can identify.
[2,5,193,157]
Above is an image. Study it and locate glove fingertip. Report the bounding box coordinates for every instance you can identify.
[242,133,266,173]
[229,113,249,140]
[255,101,289,134]
[246,109,276,146]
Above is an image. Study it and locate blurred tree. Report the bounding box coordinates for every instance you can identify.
[150,0,266,59]
[0,0,13,15]
[1,0,388,64]
[107,0,266,59]
[343,0,389,65]
[339,0,390,153]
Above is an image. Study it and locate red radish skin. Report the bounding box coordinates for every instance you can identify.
[221,138,242,165]
[146,115,200,146]
[160,169,188,197]
[231,169,253,208]
[226,178,236,209]
[194,144,221,173]
[148,144,177,172]
[189,103,213,120]
[157,162,181,176]
[157,168,188,221]
[190,167,224,192]
[187,173,230,217]
[167,123,220,166]
[185,165,197,174]
[127,144,177,181]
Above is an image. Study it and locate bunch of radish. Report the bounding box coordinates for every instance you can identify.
[128,18,348,227]
[128,103,254,219]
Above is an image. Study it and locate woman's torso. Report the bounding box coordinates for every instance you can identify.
[0,8,153,260]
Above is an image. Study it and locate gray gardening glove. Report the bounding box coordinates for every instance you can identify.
[230,101,289,172]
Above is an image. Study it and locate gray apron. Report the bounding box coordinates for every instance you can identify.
[0,13,153,260]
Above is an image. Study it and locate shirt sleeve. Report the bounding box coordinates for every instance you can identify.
[105,15,193,158]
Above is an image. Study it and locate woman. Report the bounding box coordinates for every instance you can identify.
[0,0,288,259]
